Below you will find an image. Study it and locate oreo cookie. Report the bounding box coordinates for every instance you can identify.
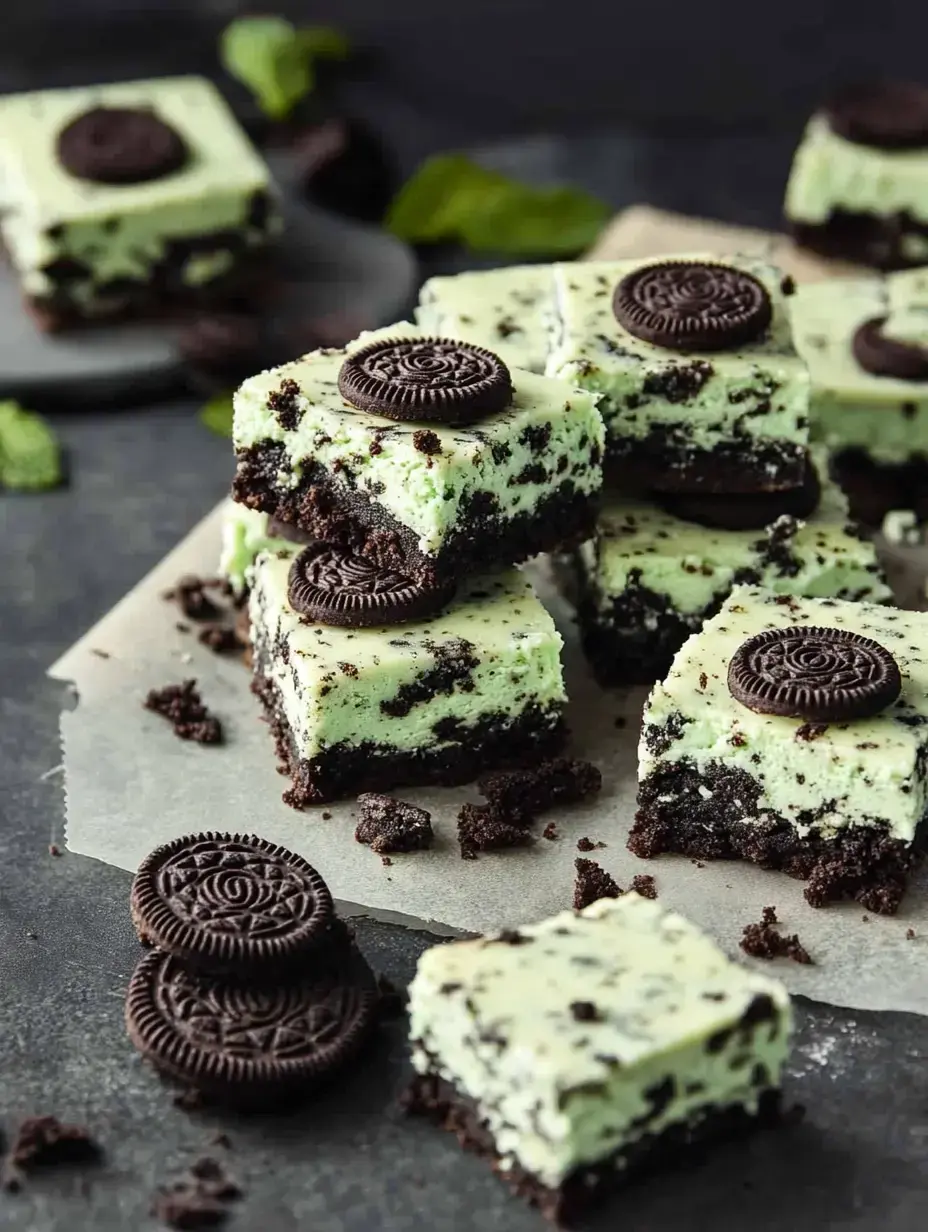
[658,459,821,530]
[288,543,455,628]
[130,833,335,975]
[57,106,189,184]
[613,261,772,352]
[125,944,378,1108]
[728,626,902,722]
[338,337,512,424]
[825,81,928,151]
[852,317,928,382]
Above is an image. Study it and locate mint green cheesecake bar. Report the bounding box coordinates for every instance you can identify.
[249,544,567,804]
[0,76,279,328]
[572,450,889,686]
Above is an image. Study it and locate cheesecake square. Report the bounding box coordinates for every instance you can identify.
[785,83,928,270]
[415,264,558,374]
[546,254,810,494]
[790,270,928,523]
[0,76,279,329]
[405,893,791,1224]
[573,450,890,686]
[633,585,928,913]
[249,545,567,805]
[232,323,605,587]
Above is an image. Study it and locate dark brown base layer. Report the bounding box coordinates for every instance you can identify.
[790,211,928,272]
[403,1072,782,1227]
[233,444,597,586]
[633,760,923,914]
[252,668,566,807]
[605,436,807,496]
[829,448,928,527]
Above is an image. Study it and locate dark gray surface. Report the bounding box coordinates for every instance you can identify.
[2,131,928,1230]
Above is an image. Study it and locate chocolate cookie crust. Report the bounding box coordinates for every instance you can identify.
[790,212,928,272]
[233,443,597,586]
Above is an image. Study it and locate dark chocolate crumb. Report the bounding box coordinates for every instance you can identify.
[569,1000,602,1022]
[630,873,657,899]
[577,837,606,852]
[268,377,302,430]
[412,429,442,456]
[197,625,244,655]
[479,757,601,821]
[164,575,221,622]
[144,680,223,744]
[780,275,796,296]
[458,802,533,860]
[382,856,393,867]
[48,843,62,857]
[497,929,530,945]
[796,723,829,742]
[573,858,622,910]
[740,908,813,965]
[906,928,916,940]
[90,648,111,659]
[151,1155,242,1229]
[175,622,190,634]
[1,1117,101,1193]
[542,822,558,841]
[321,811,332,820]
[355,793,433,854]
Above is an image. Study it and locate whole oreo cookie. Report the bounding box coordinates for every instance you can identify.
[852,316,928,382]
[125,944,377,1108]
[288,543,455,628]
[728,625,902,722]
[825,81,928,150]
[130,833,335,975]
[338,336,512,423]
[613,260,772,352]
[57,106,188,184]
[659,459,821,530]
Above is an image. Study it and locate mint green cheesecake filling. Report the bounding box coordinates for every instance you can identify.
[218,502,295,597]
[640,586,928,843]
[790,273,928,461]
[408,894,792,1188]
[785,114,928,227]
[249,546,566,761]
[579,450,889,620]
[0,76,279,311]
[233,322,604,560]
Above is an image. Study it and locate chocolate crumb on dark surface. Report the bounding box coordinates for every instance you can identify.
[631,873,657,899]
[164,575,222,622]
[577,836,606,852]
[542,822,558,841]
[173,1088,208,1112]
[458,802,534,860]
[197,625,245,655]
[478,757,601,820]
[355,793,434,854]
[144,680,223,744]
[210,1134,232,1150]
[152,1155,242,1230]
[48,843,62,857]
[573,858,622,910]
[1,1116,101,1192]
[740,907,813,965]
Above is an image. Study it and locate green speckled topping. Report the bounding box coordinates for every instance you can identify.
[790,273,928,461]
[640,586,928,843]
[409,893,791,1186]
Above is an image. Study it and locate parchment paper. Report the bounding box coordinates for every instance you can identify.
[50,208,928,1015]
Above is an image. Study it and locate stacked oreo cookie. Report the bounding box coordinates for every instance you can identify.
[223,324,607,804]
[124,833,378,1108]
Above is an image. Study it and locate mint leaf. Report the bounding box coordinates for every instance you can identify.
[386,155,610,257]
[199,393,235,439]
[220,17,351,120]
[0,400,62,491]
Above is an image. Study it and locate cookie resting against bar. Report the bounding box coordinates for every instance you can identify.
[248,542,567,805]
[0,76,280,328]
[404,894,792,1224]
[546,254,810,493]
[633,585,928,914]
[571,448,890,686]
[231,323,604,586]
[786,81,928,270]
[790,268,928,524]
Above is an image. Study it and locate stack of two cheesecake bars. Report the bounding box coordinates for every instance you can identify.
[417,254,889,684]
[224,322,605,805]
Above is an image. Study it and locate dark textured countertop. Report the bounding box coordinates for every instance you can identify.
[2,130,927,1230]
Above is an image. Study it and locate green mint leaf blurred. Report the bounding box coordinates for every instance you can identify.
[199,393,235,439]
[0,400,63,492]
[220,17,351,120]
[386,155,610,256]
